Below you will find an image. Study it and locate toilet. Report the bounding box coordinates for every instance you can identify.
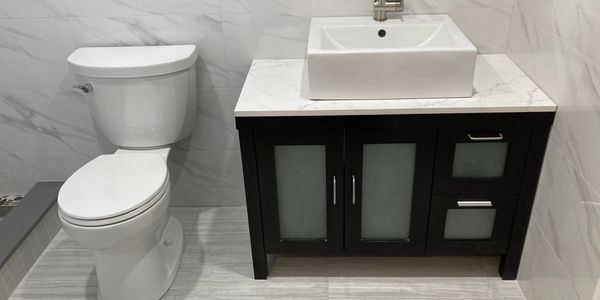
[58,45,198,300]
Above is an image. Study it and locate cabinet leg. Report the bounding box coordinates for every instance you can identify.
[499,254,517,280]
[251,250,268,279]
[239,129,270,280]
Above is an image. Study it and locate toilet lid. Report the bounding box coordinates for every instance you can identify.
[58,154,168,222]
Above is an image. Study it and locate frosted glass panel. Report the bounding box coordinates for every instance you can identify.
[274,145,327,239]
[452,142,508,178]
[444,209,496,240]
[361,143,416,240]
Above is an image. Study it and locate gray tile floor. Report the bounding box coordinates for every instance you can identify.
[9,207,525,299]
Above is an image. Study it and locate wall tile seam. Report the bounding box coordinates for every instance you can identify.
[0,12,228,21]
[0,12,325,22]
[63,13,223,20]
[220,12,311,18]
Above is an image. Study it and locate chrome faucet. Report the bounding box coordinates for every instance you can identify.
[373,0,404,21]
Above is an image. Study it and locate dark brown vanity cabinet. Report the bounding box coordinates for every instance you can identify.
[237,113,554,281]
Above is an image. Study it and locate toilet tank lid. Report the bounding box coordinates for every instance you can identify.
[67,45,198,78]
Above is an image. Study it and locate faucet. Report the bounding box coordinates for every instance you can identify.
[373,0,404,21]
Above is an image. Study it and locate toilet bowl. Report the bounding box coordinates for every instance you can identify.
[59,45,198,300]
[59,150,183,300]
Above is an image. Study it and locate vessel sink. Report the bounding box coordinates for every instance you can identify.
[306,15,477,100]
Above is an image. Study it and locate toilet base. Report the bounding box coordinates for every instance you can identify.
[96,216,184,300]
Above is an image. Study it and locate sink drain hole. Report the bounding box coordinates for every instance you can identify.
[378,29,387,38]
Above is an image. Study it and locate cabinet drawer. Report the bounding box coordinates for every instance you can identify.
[433,123,532,195]
[426,195,517,255]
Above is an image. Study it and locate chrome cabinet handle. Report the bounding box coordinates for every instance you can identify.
[333,176,337,206]
[352,175,356,205]
[457,201,493,207]
[467,133,504,141]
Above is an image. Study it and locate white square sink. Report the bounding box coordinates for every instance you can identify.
[306,15,477,100]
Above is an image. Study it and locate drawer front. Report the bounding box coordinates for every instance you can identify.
[426,195,518,255]
[433,123,532,195]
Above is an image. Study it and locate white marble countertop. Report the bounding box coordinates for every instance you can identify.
[234,54,557,117]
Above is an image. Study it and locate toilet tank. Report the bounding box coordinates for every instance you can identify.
[67,45,198,148]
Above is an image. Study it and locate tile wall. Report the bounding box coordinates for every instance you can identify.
[506,1,600,299]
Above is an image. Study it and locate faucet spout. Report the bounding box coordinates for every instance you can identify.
[373,0,404,21]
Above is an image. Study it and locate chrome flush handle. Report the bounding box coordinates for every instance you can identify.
[73,83,93,94]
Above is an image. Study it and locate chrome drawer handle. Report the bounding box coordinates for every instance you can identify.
[457,201,493,207]
[467,133,504,141]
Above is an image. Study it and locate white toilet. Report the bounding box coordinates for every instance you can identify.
[58,45,198,300]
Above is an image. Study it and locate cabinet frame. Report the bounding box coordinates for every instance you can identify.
[237,113,555,280]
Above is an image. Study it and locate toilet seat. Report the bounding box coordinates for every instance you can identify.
[58,154,169,227]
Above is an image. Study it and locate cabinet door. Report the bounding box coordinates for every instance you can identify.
[426,195,517,255]
[434,121,532,195]
[345,128,436,254]
[256,129,344,254]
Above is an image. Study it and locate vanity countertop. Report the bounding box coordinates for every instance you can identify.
[234,54,557,117]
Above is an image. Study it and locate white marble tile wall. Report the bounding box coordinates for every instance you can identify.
[0,0,514,206]
[507,2,600,299]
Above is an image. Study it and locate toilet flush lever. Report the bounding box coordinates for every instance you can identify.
[73,83,93,94]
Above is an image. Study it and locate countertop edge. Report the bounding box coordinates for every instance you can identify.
[234,105,558,117]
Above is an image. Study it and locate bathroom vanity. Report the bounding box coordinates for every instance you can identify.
[235,55,557,280]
